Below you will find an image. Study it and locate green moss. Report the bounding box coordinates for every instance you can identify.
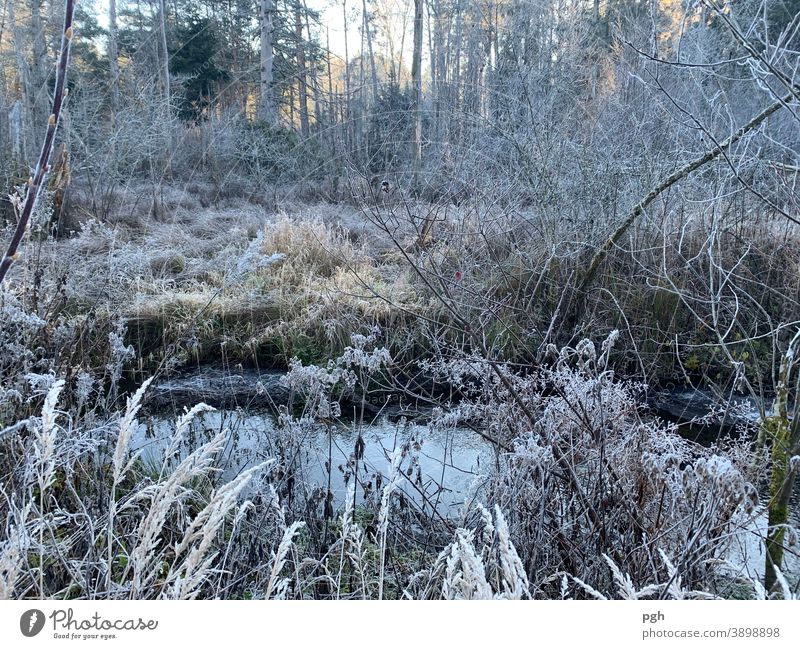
[763,412,793,593]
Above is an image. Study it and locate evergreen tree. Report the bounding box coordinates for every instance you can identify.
[169,16,228,122]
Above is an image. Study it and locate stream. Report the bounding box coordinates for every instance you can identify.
[134,369,799,586]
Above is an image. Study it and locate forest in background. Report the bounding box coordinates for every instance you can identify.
[0,0,799,600]
[0,0,798,381]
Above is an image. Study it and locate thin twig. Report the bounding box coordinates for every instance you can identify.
[0,0,75,285]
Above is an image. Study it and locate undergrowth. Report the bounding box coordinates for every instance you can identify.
[1,330,795,600]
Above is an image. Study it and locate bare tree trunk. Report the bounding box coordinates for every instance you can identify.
[295,7,309,138]
[426,0,436,139]
[326,27,335,132]
[362,0,379,104]
[302,0,322,128]
[8,0,31,160]
[411,0,423,182]
[452,1,463,140]
[325,28,339,195]
[108,0,120,110]
[464,21,479,128]
[289,80,295,128]
[342,0,351,153]
[430,2,444,142]
[259,0,276,124]
[29,0,48,131]
[357,12,365,154]
[0,53,9,223]
[157,0,170,102]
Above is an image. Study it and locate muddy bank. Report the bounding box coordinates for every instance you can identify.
[148,365,768,436]
[145,366,414,419]
[147,367,289,410]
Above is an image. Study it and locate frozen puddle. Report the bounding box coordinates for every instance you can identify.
[133,407,798,585]
[134,409,493,515]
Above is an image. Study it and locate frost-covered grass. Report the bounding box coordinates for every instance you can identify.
[3,189,799,393]
[1,328,793,600]
[1,189,799,599]
[1,201,428,380]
